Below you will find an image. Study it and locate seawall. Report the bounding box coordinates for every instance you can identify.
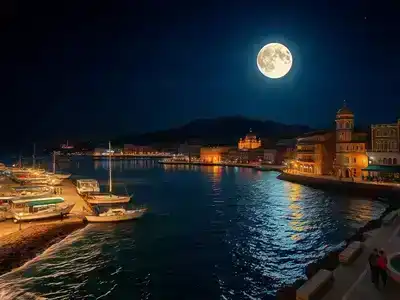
[0,218,86,276]
[277,173,400,199]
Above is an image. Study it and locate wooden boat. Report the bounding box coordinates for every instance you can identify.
[84,192,131,204]
[49,151,72,180]
[76,179,100,195]
[85,207,147,223]
[0,186,53,201]
[84,141,132,204]
[13,202,74,222]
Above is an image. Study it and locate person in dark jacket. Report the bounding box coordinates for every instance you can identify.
[368,248,379,288]
[377,249,388,288]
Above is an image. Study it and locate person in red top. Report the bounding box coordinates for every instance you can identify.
[377,249,388,288]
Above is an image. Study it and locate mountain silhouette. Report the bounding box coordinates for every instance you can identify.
[116,116,313,147]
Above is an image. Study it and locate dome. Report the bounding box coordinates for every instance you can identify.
[245,129,257,139]
[336,101,353,116]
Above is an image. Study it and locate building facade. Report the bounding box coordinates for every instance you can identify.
[368,120,400,165]
[238,129,261,150]
[334,103,368,178]
[292,131,335,175]
[364,119,400,180]
[200,147,231,163]
[264,149,277,164]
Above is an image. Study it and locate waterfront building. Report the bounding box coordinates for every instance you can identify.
[333,103,368,178]
[275,138,297,165]
[364,119,400,179]
[178,143,201,158]
[292,131,335,175]
[238,129,261,150]
[200,147,231,163]
[263,149,277,164]
[123,144,155,154]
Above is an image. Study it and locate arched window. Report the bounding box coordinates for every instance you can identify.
[392,129,396,136]
[376,141,381,151]
[388,158,392,165]
[376,129,381,136]
[394,158,398,165]
[345,122,350,129]
[383,158,387,164]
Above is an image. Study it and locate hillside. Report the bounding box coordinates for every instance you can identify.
[116,116,313,146]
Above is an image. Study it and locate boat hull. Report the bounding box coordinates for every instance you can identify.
[85,209,146,223]
[86,195,131,204]
[13,204,74,222]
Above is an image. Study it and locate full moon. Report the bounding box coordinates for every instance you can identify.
[257,43,293,79]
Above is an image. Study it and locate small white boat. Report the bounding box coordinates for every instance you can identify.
[85,207,147,223]
[76,179,100,195]
[13,202,75,222]
[84,192,131,204]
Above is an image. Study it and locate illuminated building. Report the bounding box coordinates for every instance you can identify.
[200,147,231,163]
[123,144,155,154]
[238,129,261,150]
[364,119,400,178]
[334,102,368,178]
[293,131,335,175]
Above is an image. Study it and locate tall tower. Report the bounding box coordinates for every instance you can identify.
[335,100,354,142]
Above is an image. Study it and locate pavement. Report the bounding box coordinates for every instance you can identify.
[322,217,400,300]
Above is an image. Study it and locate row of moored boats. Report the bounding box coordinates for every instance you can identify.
[0,164,74,222]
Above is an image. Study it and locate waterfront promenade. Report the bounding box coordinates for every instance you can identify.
[322,216,400,300]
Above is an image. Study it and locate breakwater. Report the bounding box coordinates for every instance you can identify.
[278,172,400,198]
[0,218,86,276]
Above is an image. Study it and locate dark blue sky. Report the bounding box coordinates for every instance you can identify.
[2,0,400,145]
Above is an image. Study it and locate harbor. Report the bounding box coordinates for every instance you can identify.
[0,157,399,299]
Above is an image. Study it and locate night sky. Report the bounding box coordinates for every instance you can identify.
[2,0,400,149]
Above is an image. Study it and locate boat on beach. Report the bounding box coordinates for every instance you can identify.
[85,207,147,223]
[0,185,53,201]
[13,202,75,222]
[76,179,100,195]
[10,196,75,222]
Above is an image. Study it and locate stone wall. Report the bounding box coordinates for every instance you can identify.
[277,173,400,199]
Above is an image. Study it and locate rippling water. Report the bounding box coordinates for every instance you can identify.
[0,159,387,299]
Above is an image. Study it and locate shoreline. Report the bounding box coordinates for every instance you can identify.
[0,217,87,276]
[275,197,400,299]
[158,160,284,171]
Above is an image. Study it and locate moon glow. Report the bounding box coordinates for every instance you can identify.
[257,43,293,79]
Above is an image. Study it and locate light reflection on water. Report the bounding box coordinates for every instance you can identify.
[0,159,387,299]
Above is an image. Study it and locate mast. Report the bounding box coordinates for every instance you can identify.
[19,152,22,168]
[52,151,56,173]
[109,141,112,193]
[32,143,36,169]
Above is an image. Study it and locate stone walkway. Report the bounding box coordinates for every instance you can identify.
[322,218,400,300]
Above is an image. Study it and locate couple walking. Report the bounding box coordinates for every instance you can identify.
[368,248,388,289]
